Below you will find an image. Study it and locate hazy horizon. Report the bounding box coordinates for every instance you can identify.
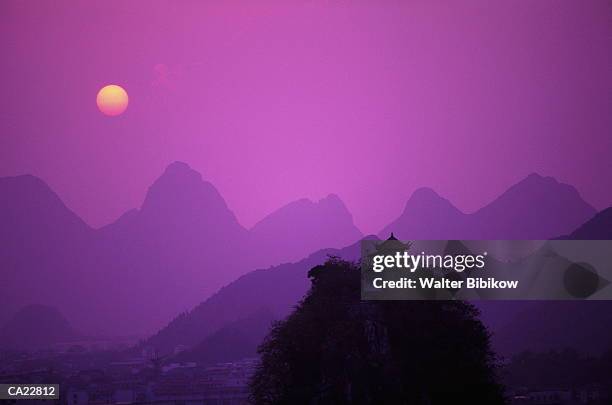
[2,165,600,236]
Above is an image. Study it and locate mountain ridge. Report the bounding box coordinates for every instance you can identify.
[1,165,606,348]
[250,193,362,265]
[556,207,612,239]
[380,173,596,240]
[0,162,363,337]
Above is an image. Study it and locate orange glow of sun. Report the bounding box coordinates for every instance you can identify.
[96,84,129,116]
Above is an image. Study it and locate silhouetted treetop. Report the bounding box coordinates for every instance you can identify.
[250,257,504,405]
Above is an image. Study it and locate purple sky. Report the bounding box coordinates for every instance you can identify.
[1,1,611,234]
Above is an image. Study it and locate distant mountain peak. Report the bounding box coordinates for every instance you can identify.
[516,172,561,188]
[520,172,555,186]
[521,172,565,185]
[1,174,65,203]
[254,194,357,226]
[0,173,91,232]
[2,173,46,187]
[506,172,587,200]
[250,194,362,265]
[320,193,342,204]
[148,161,206,194]
[317,193,353,215]
[161,161,202,181]
[381,173,596,240]
[480,173,595,214]
[402,187,462,215]
[524,172,546,181]
[253,194,359,229]
[140,162,234,222]
[408,187,445,202]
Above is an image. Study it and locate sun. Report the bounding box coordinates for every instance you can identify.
[96,84,129,116]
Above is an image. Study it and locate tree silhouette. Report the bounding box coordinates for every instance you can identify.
[250,257,504,404]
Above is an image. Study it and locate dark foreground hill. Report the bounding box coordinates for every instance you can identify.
[175,308,275,365]
[151,211,612,360]
[144,242,362,354]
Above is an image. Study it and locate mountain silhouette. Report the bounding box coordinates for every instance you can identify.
[0,304,77,350]
[379,187,467,239]
[144,241,362,354]
[138,162,247,238]
[0,175,93,327]
[380,173,596,239]
[250,194,362,265]
[175,308,275,365]
[484,206,612,357]
[88,162,251,334]
[148,234,612,360]
[0,162,364,337]
[1,167,606,348]
[557,207,612,239]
